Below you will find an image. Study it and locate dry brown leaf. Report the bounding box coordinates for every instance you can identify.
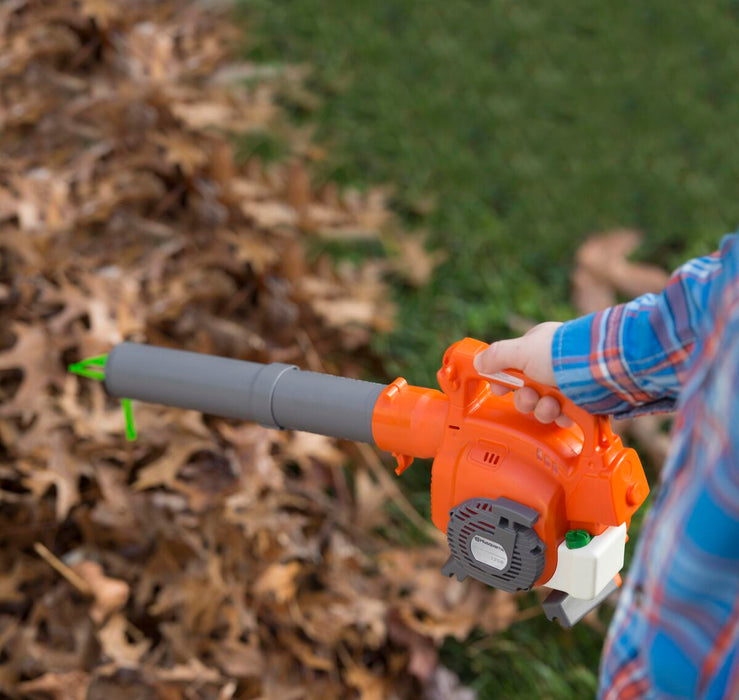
[89,463,139,532]
[276,630,333,672]
[210,638,264,679]
[241,199,299,228]
[575,229,669,299]
[571,266,617,314]
[170,99,234,129]
[150,656,222,684]
[222,229,280,273]
[343,661,393,700]
[0,560,41,603]
[354,469,387,531]
[285,159,311,221]
[98,614,151,667]
[282,431,346,470]
[72,561,130,624]
[0,323,56,419]
[312,297,377,328]
[17,670,90,700]
[388,232,447,287]
[132,438,213,491]
[20,436,83,521]
[253,561,302,604]
[154,133,209,175]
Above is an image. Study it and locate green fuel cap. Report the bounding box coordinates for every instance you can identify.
[565,529,592,549]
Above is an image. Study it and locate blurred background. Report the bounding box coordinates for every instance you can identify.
[1,0,738,698]
[244,0,739,381]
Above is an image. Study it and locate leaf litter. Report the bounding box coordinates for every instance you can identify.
[0,1,486,698]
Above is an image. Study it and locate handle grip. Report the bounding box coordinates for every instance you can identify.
[476,364,614,459]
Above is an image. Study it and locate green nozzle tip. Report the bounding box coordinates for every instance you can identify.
[68,354,108,382]
[68,353,136,441]
[565,529,592,549]
[121,398,137,441]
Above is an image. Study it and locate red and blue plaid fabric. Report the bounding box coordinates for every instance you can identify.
[552,234,739,699]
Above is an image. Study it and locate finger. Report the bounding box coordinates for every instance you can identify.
[533,395,562,424]
[555,414,574,428]
[513,386,539,413]
[473,339,524,376]
[488,383,511,396]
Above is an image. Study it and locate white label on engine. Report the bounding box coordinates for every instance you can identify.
[470,535,508,570]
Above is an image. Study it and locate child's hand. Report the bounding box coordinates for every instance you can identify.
[473,322,573,427]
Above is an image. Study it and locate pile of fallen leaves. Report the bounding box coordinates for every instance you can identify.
[0,1,514,698]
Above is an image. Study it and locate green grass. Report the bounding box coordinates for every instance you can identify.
[441,612,608,700]
[242,0,739,384]
[239,1,739,696]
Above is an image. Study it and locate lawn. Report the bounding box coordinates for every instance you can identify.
[240,1,739,696]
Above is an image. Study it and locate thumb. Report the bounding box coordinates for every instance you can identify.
[473,322,561,387]
[473,338,526,377]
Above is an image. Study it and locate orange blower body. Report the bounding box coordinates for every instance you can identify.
[371,338,649,588]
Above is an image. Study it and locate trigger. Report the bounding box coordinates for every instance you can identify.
[393,453,414,475]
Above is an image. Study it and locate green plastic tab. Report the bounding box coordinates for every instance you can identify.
[565,529,592,549]
[121,398,137,441]
[68,354,108,382]
[68,352,137,441]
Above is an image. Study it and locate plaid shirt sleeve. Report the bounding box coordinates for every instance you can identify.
[551,243,725,419]
[552,233,739,699]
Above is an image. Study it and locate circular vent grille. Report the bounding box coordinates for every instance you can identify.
[443,497,546,593]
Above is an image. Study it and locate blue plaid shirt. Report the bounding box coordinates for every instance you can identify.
[552,234,739,699]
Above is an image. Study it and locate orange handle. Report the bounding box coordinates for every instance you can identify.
[477,365,614,461]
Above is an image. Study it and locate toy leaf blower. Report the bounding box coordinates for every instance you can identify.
[72,338,649,627]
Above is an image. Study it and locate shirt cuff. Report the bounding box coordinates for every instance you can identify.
[552,315,677,418]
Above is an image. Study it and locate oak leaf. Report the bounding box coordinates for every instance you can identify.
[72,561,130,624]
[253,561,302,604]
[17,671,90,700]
[98,614,150,667]
[0,323,57,419]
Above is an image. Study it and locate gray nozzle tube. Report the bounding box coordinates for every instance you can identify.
[104,342,386,444]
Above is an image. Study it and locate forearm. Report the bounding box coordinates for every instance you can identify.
[552,302,682,418]
[552,235,733,417]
